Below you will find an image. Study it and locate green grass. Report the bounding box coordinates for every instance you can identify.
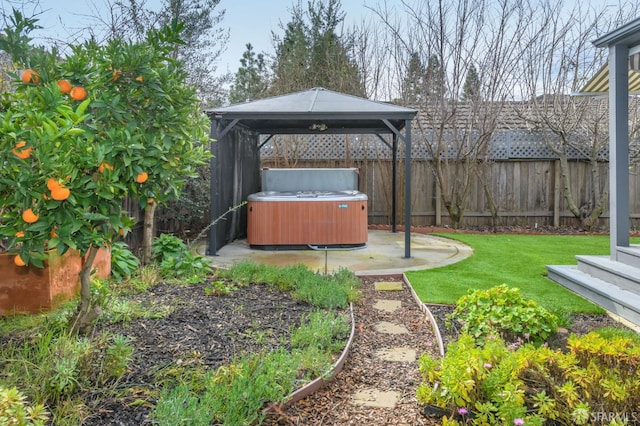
[406,234,640,314]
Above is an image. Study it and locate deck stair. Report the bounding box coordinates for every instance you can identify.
[547,245,640,328]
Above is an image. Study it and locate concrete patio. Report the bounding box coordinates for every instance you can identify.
[205,230,473,275]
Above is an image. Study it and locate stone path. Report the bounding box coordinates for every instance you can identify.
[263,276,438,425]
[350,280,419,411]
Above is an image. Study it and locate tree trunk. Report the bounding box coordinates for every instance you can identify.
[142,200,157,265]
[69,246,101,335]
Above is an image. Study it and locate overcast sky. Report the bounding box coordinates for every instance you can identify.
[26,0,384,73]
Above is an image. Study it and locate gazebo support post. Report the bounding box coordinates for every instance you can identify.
[404,119,412,259]
[392,134,398,233]
[208,119,219,256]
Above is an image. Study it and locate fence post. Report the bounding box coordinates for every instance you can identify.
[435,182,442,226]
[553,160,561,227]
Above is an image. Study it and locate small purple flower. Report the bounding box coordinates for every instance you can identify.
[514,418,525,425]
[458,407,468,416]
[484,363,493,369]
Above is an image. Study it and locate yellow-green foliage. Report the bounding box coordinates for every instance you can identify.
[0,386,49,426]
[418,331,640,425]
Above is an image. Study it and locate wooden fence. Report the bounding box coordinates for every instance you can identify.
[261,157,640,230]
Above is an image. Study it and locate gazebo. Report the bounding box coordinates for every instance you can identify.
[206,87,417,257]
[548,18,640,327]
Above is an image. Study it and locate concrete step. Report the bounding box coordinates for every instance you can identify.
[351,388,400,408]
[547,265,640,327]
[616,245,640,268]
[375,347,417,362]
[576,255,640,293]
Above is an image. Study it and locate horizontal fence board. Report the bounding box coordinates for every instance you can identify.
[260,158,640,229]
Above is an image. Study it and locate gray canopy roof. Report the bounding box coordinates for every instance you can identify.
[207,87,417,134]
[206,87,417,258]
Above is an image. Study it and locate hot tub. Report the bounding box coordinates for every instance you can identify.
[247,190,368,248]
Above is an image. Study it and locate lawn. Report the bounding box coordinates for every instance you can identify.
[405,233,640,314]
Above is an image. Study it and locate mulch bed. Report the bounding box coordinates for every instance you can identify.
[83,281,318,425]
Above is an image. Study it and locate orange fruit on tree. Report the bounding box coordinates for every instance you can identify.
[51,186,70,201]
[147,198,154,204]
[15,231,25,238]
[50,228,58,238]
[70,86,87,101]
[12,141,32,159]
[112,70,122,81]
[21,69,39,84]
[135,76,144,82]
[14,254,26,267]
[22,208,39,223]
[57,79,72,93]
[47,177,61,191]
[136,172,148,183]
[12,147,32,159]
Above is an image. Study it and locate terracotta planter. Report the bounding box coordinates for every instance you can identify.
[0,248,111,316]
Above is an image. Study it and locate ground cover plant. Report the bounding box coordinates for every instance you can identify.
[418,284,640,426]
[0,253,360,425]
[406,234,640,313]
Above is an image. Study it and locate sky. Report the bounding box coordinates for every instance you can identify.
[22,0,387,74]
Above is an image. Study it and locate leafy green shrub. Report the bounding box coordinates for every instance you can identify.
[110,242,140,281]
[417,330,640,425]
[448,284,558,345]
[152,234,212,283]
[151,233,186,262]
[0,386,49,426]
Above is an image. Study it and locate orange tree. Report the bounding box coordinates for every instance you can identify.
[0,14,210,332]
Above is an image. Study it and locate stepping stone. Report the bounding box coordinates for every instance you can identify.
[373,299,402,313]
[352,388,400,408]
[374,281,403,291]
[374,321,409,334]
[375,347,417,362]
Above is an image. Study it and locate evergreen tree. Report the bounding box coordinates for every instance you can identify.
[270,4,311,94]
[401,52,426,106]
[270,0,363,96]
[425,54,445,101]
[462,63,480,101]
[229,43,269,104]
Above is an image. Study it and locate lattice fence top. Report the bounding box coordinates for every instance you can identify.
[258,130,627,161]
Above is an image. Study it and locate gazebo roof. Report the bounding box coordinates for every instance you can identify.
[207,87,417,134]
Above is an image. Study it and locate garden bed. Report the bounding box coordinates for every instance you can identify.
[80,280,318,425]
[426,303,636,350]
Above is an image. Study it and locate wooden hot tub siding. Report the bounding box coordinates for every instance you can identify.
[247,199,368,246]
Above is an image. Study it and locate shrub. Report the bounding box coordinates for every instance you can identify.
[417,330,640,425]
[110,242,140,281]
[0,386,49,426]
[151,234,212,283]
[448,284,558,345]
